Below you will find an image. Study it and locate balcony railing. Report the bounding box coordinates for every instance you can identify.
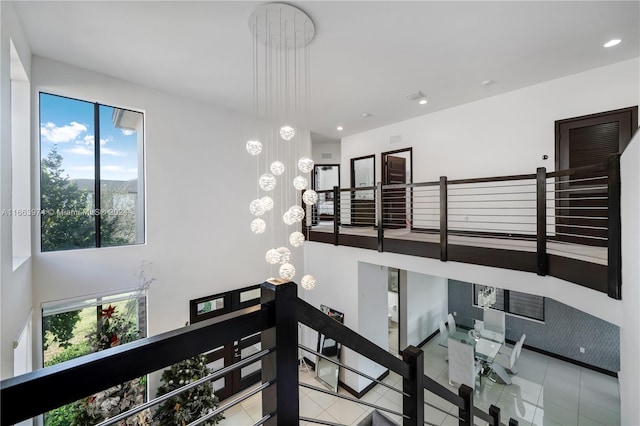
[1,281,520,426]
[306,154,621,299]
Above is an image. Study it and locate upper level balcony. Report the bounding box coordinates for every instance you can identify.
[305,154,621,300]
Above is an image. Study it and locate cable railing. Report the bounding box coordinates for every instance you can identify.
[305,154,621,299]
[1,281,519,426]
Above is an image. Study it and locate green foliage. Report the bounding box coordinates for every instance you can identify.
[153,354,224,425]
[40,146,95,251]
[42,310,81,351]
[44,341,91,367]
[40,146,131,251]
[44,401,83,426]
[87,305,139,352]
[72,377,150,426]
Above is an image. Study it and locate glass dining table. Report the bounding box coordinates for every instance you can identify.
[439,327,512,385]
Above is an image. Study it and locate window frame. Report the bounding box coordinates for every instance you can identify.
[472,284,545,322]
[39,92,145,251]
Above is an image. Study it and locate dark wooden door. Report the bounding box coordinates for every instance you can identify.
[555,106,637,246]
[190,285,262,400]
[384,155,407,228]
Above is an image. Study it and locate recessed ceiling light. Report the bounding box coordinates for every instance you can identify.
[604,39,621,48]
[482,80,494,86]
[362,113,372,118]
[418,99,428,105]
[336,126,343,131]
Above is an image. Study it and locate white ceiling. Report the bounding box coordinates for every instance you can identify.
[14,1,640,142]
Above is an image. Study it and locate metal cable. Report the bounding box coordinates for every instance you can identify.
[187,381,272,426]
[298,344,410,397]
[299,382,410,419]
[96,349,272,426]
[299,416,346,426]
[448,182,535,190]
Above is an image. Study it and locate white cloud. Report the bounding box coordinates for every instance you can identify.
[41,121,88,143]
[121,129,135,136]
[101,148,127,157]
[65,146,94,156]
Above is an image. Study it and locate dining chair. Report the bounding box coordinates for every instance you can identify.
[499,333,526,358]
[483,308,505,336]
[448,338,481,390]
[493,337,524,376]
[439,320,449,362]
[439,320,448,337]
[447,313,456,334]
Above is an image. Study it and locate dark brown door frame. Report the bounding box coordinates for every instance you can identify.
[554,106,637,247]
[555,106,638,171]
[381,147,413,229]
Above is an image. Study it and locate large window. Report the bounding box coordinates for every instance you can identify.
[473,284,545,321]
[39,93,144,251]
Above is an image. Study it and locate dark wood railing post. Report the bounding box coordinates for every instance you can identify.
[458,384,473,426]
[536,167,548,276]
[607,153,622,300]
[333,186,340,246]
[509,419,519,426]
[260,280,299,425]
[401,346,424,426]
[489,405,501,426]
[377,182,384,252]
[440,176,448,261]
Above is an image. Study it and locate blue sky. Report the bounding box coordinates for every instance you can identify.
[40,93,140,181]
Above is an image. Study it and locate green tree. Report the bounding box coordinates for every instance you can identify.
[42,311,81,351]
[41,146,95,251]
[153,355,224,425]
[40,146,127,251]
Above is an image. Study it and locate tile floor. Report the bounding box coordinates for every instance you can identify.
[216,338,620,426]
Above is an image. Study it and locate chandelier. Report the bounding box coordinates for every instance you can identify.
[478,286,497,309]
[246,3,317,290]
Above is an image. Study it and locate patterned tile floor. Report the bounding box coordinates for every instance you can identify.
[217,338,620,425]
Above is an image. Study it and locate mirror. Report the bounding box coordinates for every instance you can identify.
[315,305,345,392]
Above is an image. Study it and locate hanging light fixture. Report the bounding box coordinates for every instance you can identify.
[247,3,317,288]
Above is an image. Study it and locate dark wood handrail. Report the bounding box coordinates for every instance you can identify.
[0,305,273,425]
[448,173,536,185]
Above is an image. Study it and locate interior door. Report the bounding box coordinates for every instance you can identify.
[383,155,407,228]
[555,107,637,246]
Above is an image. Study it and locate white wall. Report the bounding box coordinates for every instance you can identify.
[341,59,639,185]
[402,272,447,349]
[0,0,33,380]
[356,262,388,391]
[311,140,341,166]
[620,132,640,426]
[28,57,280,369]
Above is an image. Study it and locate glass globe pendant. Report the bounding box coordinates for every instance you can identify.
[279,125,295,141]
[288,205,305,222]
[246,140,262,155]
[276,247,291,264]
[302,189,318,205]
[270,161,285,176]
[279,263,296,280]
[298,156,314,173]
[265,248,279,264]
[301,275,316,290]
[249,198,265,216]
[259,173,277,191]
[283,210,296,225]
[289,231,305,247]
[261,196,274,211]
[251,218,266,234]
[293,176,308,190]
